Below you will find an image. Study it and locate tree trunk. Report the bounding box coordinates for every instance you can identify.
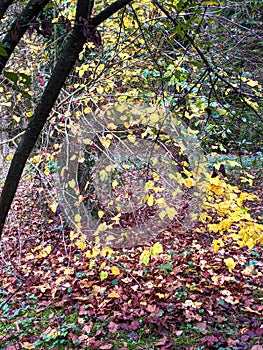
[0,0,133,238]
[0,0,50,73]
[0,0,14,20]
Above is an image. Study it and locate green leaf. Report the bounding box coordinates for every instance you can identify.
[0,46,7,57]
[111,278,119,285]
[140,249,151,266]
[4,70,19,83]
[100,271,108,281]
[19,72,31,87]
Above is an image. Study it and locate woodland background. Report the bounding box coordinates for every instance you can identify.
[0,0,262,349]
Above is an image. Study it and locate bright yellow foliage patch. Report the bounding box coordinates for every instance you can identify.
[204,176,263,251]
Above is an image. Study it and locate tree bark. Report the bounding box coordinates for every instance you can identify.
[0,0,133,238]
[0,0,14,21]
[0,0,50,73]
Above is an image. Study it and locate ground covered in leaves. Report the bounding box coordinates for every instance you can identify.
[0,169,263,350]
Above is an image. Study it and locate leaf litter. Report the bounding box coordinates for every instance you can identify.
[0,172,262,349]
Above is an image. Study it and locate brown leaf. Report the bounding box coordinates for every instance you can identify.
[82,322,93,334]
[90,340,102,349]
[108,321,119,333]
[155,336,173,347]
[129,321,140,331]
[202,335,219,346]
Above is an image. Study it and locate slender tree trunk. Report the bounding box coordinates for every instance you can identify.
[0,0,133,238]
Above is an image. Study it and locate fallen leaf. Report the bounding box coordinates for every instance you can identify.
[108,290,120,298]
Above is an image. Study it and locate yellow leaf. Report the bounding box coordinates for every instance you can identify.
[246,238,255,249]
[108,290,120,298]
[83,138,92,145]
[127,134,136,144]
[64,267,74,275]
[224,257,236,272]
[13,114,20,123]
[101,247,113,257]
[75,239,86,250]
[154,186,165,193]
[156,293,165,298]
[75,214,81,223]
[100,137,111,148]
[38,245,51,259]
[246,79,258,87]
[46,328,61,338]
[111,266,120,275]
[150,242,163,256]
[100,170,107,181]
[50,202,58,213]
[166,206,177,220]
[144,181,154,191]
[149,113,159,124]
[96,86,104,95]
[2,101,11,107]
[5,153,13,161]
[112,180,118,189]
[183,168,192,178]
[98,210,104,218]
[201,1,219,5]
[213,238,224,253]
[44,167,50,176]
[96,222,108,232]
[100,261,106,269]
[111,213,121,223]
[91,247,100,257]
[32,245,41,253]
[147,194,154,206]
[156,197,166,207]
[68,179,76,188]
[226,160,241,168]
[152,172,160,181]
[89,260,95,269]
[140,249,151,266]
[183,177,194,189]
[70,231,79,240]
[159,210,166,220]
[84,106,92,114]
[107,122,118,130]
[105,234,115,242]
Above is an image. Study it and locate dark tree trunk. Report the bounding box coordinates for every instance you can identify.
[0,0,50,72]
[0,0,133,238]
[0,0,14,21]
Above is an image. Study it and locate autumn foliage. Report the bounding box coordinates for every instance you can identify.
[0,0,262,348]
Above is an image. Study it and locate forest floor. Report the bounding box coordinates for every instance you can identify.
[0,159,262,350]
